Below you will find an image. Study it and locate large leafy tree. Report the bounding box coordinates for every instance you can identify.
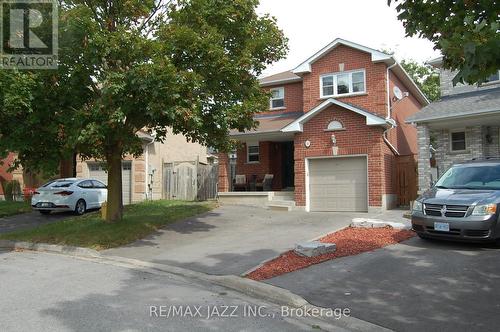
[401,60,440,102]
[390,0,500,85]
[0,0,287,222]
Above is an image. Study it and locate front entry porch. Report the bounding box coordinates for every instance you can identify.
[218,191,297,211]
[226,140,295,193]
[217,137,297,210]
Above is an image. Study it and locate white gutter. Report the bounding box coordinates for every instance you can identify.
[384,61,400,156]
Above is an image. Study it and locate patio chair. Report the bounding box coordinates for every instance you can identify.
[233,175,247,191]
[256,174,274,191]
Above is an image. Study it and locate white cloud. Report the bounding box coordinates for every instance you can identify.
[257,0,441,76]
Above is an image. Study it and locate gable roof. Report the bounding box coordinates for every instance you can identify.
[288,38,429,106]
[293,38,394,74]
[406,87,500,123]
[259,71,302,87]
[281,98,390,133]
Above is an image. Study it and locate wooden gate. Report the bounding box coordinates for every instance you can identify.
[197,164,218,201]
[164,160,218,201]
[396,155,418,207]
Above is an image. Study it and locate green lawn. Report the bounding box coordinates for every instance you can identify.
[0,200,32,218]
[0,200,215,250]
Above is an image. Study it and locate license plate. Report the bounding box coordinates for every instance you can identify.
[41,203,50,207]
[434,222,450,232]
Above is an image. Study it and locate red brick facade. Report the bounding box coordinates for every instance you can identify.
[262,82,304,115]
[302,45,388,117]
[293,105,386,206]
[387,72,421,155]
[0,153,15,195]
[218,41,424,210]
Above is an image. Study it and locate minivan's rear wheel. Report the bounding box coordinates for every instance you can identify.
[39,210,51,215]
[75,199,86,215]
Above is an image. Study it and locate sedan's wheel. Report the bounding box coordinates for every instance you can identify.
[75,199,86,215]
[39,210,51,215]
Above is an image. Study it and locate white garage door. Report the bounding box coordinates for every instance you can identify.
[308,157,368,212]
[88,162,132,205]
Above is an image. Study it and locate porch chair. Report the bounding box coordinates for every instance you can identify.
[256,174,274,191]
[233,175,247,191]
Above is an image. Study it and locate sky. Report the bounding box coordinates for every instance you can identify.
[257,0,441,76]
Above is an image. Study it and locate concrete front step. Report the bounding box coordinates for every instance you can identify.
[266,199,296,211]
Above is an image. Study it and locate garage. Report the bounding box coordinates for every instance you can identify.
[308,156,368,212]
[88,162,132,205]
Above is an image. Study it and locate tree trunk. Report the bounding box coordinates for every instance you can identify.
[105,148,123,222]
[59,155,76,178]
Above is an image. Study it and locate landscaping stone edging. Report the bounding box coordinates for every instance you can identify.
[0,240,392,332]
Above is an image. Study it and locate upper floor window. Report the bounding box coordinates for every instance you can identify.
[320,70,366,98]
[484,71,500,83]
[270,87,285,109]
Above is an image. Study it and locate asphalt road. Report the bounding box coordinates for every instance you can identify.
[0,249,339,332]
[267,236,500,332]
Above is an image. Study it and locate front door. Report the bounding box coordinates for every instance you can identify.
[281,142,295,189]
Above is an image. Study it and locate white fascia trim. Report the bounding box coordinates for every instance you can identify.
[281,98,388,133]
[293,38,392,74]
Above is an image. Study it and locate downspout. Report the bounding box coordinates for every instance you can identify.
[384,61,400,156]
[144,140,155,200]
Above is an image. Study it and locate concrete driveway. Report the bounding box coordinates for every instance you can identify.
[0,211,75,234]
[103,205,400,276]
[267,236,500,332]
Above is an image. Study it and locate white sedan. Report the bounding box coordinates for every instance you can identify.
[32,178,108,215]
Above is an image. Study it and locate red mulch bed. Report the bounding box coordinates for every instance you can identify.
[247,227,415,281]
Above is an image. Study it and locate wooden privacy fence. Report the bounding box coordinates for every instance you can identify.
[163,160,218,201]
[396,155,418,207]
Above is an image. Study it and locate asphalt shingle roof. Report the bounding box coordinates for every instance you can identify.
[259,71,301,85]
[407,87,500,123]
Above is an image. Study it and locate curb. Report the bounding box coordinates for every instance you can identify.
[0,240,100,257]
[1,241,392,331]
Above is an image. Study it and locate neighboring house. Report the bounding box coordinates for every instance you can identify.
[218,38,428,212]
[407,58,500,193]
[76,130,209,204]
[0,153,28,200]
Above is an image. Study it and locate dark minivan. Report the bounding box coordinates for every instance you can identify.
[412,159,500,243]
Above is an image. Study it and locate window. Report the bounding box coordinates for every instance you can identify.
[326,120,344,131]
[450,131,466,151]
[89,164,101,172]
[484,71,500,83]
[320,70,366,98]
[247,143,260,163]
[270,87,285,109]
[92,180,107,189]
[78,180,93,189]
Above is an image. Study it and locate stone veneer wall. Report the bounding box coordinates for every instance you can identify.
[418,125,500,192]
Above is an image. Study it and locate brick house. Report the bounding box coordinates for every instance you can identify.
[218,38,428,212]
[407,58,500,193]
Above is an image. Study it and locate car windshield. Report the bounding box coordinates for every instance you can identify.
[50,180,76,188]
[435,164,500,190]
